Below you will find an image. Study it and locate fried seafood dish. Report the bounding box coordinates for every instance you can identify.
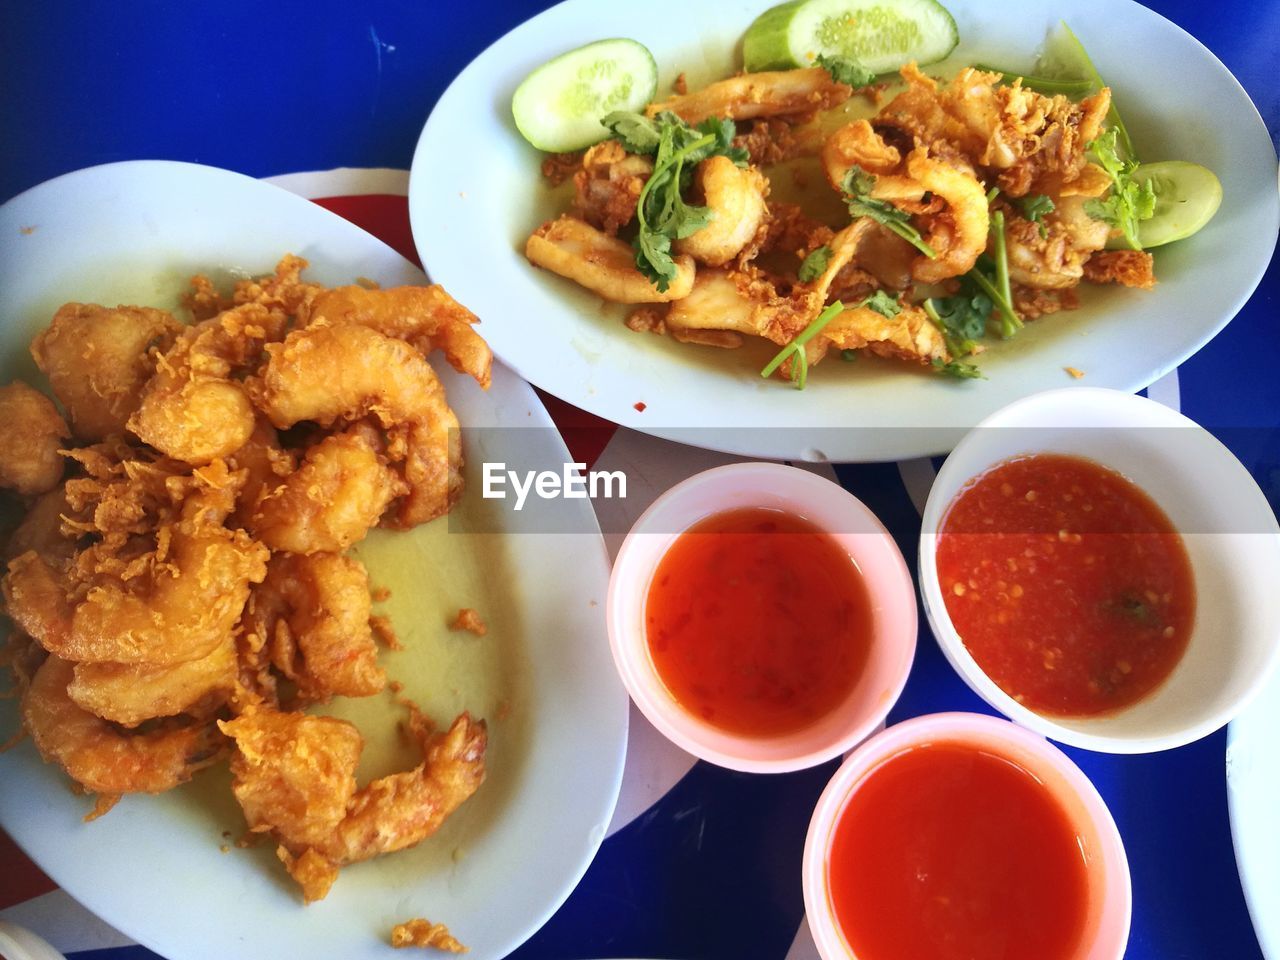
[0,256,492,902]
[525,59,1166,384]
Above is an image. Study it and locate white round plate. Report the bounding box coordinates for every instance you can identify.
[0,161,628,960]
[410,0,1278,462]
[1229,668,1280,958]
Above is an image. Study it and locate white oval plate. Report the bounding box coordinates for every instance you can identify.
[0,161,628,960]
[1229,670,1280,958]
[410,0,1278,462]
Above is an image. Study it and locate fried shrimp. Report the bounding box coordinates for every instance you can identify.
[246,552,384,702]
[30,304,181,441]
[9,489,269,665]
[0,382,68,496]
[675,156,769,267]
[306,285,493,390]
[130,302,288,464]
[250,323,463,527]
[647,67,851,124]
[23,656,223,797]
[526,216,695,302]
[249,427,406,555]
[572,139,654,235]
[221,706,487,901]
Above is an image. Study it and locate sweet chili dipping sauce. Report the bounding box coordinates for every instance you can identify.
[937,453,1195,716]
[644,507,871,737]
[828,742,1089,960]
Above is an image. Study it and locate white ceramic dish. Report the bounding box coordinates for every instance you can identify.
[409,0,1278,463]
[1228,667,1280,959]
[607,463,917,773]
[919,387,1280,754]
[0,161,629,960]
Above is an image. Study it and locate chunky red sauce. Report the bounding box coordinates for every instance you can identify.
[829,742,1089,960]
[645,507,871,737]
[937,453,1195,716]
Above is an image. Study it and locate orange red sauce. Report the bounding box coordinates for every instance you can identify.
[937,453,1195,716]
[828,742,1090,960]
[644,507,870,737]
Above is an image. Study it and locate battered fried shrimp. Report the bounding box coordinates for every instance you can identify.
[9,491,269,665]
[675,157,769,267]
[647,67,851,124]
[247,552,384,702]
[30,304,181,441]
[572,139,653,236]
[802,302,948,368]
[227,420,298,529]
[221,707,487,900]
[1005,195,1111,290]
[23,656,223,797]
[390,919,468,953]
[6,488,76,563]
[849,147,989,284]
[249,428,406,555]
[526,216,695,302]
[66,636,237,727]
[250,323,462,527]
[665,269,762,348]
[822,119,902,186]
[130,303,288,464]
[0,382,69,496]
[306,284,492,389]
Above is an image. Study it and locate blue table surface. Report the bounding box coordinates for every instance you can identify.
[2,3,1277,959]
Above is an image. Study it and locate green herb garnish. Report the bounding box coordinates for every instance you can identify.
[761,292,901,389]
[602,110,749,290]
[1019,194,1056,238]
[1084,128,1156,250]
[931,357,985,379]
[816,53,876,88]
[798,245,833,282]
[841,166,938,259]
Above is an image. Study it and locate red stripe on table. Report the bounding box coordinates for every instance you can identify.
[312,194,422,269]
[0,828,56,909]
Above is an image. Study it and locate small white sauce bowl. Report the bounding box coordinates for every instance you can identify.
[607,462,918,773]
[919,387,1280,754]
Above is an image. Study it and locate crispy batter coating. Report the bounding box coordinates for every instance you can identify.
[571,140,653,236]
[390,919,468,953]
[23,656,223,796]
[221,707,487,900]
[30,304,180,441]
[648,67,851,124]
[449,608,487,637]
[1083,250,1157,289]
[0,381,69,496]
[246,552,385,703]
[526,216,695,303]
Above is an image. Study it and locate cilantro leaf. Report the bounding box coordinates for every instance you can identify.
[864,289,902,319]
[1018,193,1056,238]
[931,357,985,379]
[840,166,938,259]
[602,111,663,154]
[616,111,749,290]
[1084,129,1156,250]
[816,53,876,88]
[797,245,832,282]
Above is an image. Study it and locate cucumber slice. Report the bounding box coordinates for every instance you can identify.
[1034,21,1136,159]
[743,0,959,75]
[511,38,657,153]
[1105,161,1222,249]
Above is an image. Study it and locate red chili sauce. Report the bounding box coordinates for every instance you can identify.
[937,453,1195,716]
[644,507,871,737]
[829,742,1090,960]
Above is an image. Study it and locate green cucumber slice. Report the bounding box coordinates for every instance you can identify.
[1105,161,1222,249]
[1034,21,1136,159]
[511,38,657,153]
[743,0,959,75]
